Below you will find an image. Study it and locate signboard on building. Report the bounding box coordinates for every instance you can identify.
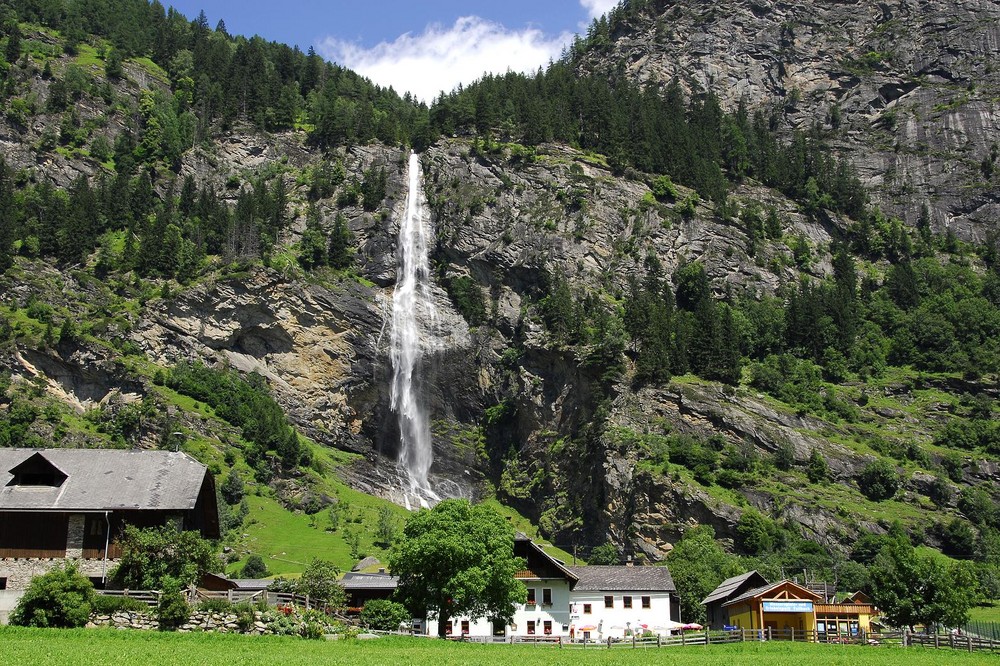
[762,601,814,613]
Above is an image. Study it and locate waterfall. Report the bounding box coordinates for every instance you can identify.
[390,152,438,509]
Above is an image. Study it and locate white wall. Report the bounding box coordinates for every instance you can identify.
[0,590,22,625]
[568,591,673,641]
[425,579,573,637]
[424,583,675,641]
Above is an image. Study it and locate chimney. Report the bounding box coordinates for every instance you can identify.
[378,568,386,574]
[626,556,634,567]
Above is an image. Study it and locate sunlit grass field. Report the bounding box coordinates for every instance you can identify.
[0,628,993,666]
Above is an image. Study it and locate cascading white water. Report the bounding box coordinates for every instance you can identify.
[390,152,439,508]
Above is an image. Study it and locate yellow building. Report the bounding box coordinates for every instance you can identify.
[724,580,821,635]
[703,572,877,640]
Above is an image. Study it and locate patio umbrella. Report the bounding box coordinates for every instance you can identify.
[658,620,687,631]
[578,625,598,631]
[682,623,703,630]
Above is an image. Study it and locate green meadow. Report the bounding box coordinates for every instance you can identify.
[0,628,993,666]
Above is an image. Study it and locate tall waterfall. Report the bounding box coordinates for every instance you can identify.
[390,152,438,508]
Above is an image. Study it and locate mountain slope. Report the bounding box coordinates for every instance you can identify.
[0,1,998,592]
[571,0,1000,240]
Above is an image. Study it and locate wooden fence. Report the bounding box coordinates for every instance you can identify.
[95,589,314,610]
[425,628,1000,654]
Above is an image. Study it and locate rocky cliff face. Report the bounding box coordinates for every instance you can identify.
[574,0,1000,240]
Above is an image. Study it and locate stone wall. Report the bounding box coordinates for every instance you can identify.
[65,515,85,558]
[88,609,328,635]
[0,558,116,591]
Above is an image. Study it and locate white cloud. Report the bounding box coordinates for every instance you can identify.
[319,17,572,103]
[579,0,619,20]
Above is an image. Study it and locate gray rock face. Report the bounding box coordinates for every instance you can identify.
[575,0,1000,240]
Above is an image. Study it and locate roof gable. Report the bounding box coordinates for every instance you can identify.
[514,534,578,583]
[702,570,769,605]
[6,452,68,487]
[724,579,822,607]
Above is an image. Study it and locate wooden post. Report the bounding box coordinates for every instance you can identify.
[657,635,661,648]
[767,626,772,641]
[682,631,686,646]
[949,633,954,650]
[934,633,940,649]
[968,635,973,653]
[607,637,612,649]
[706,629,711,645]
[558,636,562,649]
[632,634,636,649]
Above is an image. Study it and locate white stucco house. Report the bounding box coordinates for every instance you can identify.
[424,534,678,640]
[564,565,678,641]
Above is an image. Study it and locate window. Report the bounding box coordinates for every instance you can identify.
[526,588,536,604]
[0,577,6,590]
[623,596,632,609]
[543,620,552,635]
[583,604,592,614]
[542,588,552,605]
[445,621,453,635]
[461,620,470,635]
[527,620,536,635]
[604,595,614,608]
[641,596,651,609]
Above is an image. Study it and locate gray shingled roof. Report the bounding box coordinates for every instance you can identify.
[701,570,768,605]
[230,579,272,590]
[566,565,675,592]
[0,449,209,511]
[340,572,398,590]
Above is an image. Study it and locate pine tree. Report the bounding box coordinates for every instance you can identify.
[327,213,353,270]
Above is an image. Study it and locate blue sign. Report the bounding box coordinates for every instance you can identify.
[762,601,814,613]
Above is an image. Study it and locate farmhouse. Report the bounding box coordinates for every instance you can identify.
[425,535,678,640]
[0,448,219,592]
[702,571,876,639]
[341,571,399,609]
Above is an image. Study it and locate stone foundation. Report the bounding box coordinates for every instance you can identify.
[0,558,117,591]
[88,609,328,635]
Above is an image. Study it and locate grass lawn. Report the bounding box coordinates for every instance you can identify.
[0,627,997,666]
[0,629,992,666]
[970,602,1000,624]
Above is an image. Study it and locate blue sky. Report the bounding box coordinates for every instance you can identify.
[164,1,618,101]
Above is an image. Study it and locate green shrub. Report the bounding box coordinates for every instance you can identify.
[196,598,236,613]
[650,175,678,202]
[91,594,149,614]
[806,449,830,484]
[358,599,410,631]
[156,576,190,631]
[242,554,269,578]
[857,459,901,501]
[235,603,256,633]
[296,558,345,608]
[10,564,95,628]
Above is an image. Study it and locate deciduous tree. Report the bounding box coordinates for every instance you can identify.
[388,499,526,638]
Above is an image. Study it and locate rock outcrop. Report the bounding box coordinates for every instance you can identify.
[574,0,1000,240]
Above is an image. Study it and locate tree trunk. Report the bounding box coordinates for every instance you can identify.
[437,610,450,638]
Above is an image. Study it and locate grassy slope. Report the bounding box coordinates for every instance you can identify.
[0,629,991,666]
